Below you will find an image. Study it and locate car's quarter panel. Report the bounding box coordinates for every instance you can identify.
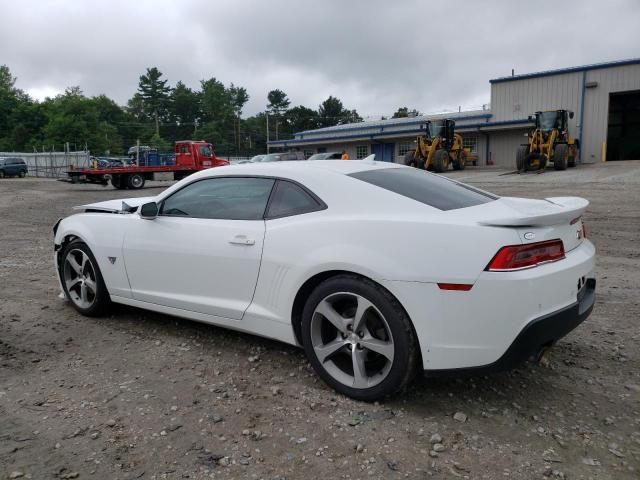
[53,214,132,298]
[122,215,265,320]
[246,207,522,334]
[382,239,595,370]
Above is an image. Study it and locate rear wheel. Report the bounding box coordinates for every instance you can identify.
[0,170,5,178]
[127,173,145,189]
[403,150,418,167]
[59,241,111,316]
[18,170,26,178]
[516,145,529,171]
[554,144,568,170]
[432,149,449,173]
[301,275,418,401]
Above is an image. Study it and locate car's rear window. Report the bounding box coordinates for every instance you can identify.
[349,167,498,211]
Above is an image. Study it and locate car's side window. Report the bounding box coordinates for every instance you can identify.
[160,177,275,220]
[266,180,324,219]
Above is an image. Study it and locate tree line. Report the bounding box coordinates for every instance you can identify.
[0,65,394,157]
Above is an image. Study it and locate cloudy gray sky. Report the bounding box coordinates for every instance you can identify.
[1,0,639,119]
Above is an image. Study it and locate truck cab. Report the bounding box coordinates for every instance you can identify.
[175,141,229,169]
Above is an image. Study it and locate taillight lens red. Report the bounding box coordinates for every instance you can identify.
[485,239,565,271]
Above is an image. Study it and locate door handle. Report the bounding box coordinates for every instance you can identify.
[229,235,255,246]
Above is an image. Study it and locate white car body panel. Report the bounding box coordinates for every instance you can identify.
[54,161,596,371]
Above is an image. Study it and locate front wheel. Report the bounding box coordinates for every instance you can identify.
[18,170,26,178]
[301,275,419,401]
[554,144,568,170]
[59,241,111,316]
[0,170,4,178]
[432,149,449,173]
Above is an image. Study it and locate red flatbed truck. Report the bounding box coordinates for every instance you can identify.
[66,140,230,189]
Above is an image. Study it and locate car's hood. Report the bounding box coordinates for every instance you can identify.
[73,196,155,213]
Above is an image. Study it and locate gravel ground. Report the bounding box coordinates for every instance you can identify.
[1,162,639,479]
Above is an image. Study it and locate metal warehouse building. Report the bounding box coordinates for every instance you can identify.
[269,58,640,167]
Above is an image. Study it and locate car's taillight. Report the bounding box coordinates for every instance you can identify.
[485,239,565,272]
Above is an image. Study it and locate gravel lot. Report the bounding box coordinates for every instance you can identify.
[1,162,639,479]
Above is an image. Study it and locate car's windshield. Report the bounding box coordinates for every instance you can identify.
[199,145,213,157]
[429,120,445,138]
[309,153,329,160]
[537,111,560,131]
[250,155,265,162]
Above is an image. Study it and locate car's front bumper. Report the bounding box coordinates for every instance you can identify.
[424,277,595,377]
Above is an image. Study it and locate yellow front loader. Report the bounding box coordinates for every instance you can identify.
[404,119,467,173]
[516,110,580,171]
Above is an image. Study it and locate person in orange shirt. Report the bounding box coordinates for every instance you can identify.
[341,150,349,160]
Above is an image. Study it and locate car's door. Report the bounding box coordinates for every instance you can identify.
[122,176,275,320]
[6,159,17,175]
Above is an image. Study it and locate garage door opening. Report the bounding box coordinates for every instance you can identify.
[607,90,640,161]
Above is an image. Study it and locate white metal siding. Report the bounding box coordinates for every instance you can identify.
[488,129,529,168]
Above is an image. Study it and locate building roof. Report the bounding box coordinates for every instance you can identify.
[269,109,492,147]
[490,58,640,84]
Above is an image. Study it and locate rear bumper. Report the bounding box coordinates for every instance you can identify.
[424,277,595,377]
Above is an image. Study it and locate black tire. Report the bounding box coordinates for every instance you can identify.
[554,144,568,170]
[18,170,26,178]
[404,150,417,168]
[127,173,145,189]
[516,145,529,171]
[1,169,7,178]
[59,240,111,317]
[452,150,466,170]
[432,149,449,173]
[301,274,419,401]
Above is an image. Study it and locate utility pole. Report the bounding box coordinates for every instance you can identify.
[266,112,270,153]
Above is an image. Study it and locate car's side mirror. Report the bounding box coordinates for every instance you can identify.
[569,111,574,119]
[140,202,158,219]
[527,115,534,122]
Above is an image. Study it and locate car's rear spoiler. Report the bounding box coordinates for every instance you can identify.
[476,196,589,227]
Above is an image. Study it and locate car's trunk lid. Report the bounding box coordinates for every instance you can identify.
[450,196,588,253]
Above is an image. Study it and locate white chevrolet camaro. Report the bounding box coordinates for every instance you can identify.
[53,160,595,400]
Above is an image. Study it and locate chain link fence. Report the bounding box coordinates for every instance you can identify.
[0,151,90,178]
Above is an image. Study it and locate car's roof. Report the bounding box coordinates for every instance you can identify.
[198,159,404,179]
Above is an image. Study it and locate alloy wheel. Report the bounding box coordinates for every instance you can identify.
[310,292,395,389]
[63,249,98,309]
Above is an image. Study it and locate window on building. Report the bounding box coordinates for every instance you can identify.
[356,145,369,159]
[462,136,477,153]
[303,150,314,159]
[398,142,414,156]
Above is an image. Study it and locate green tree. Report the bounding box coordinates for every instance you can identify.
[392,107,419,118]
[229,84,249,154]
[267,89,290,140]
[134,67,172,135]
[168,81,200,141]
[318,96,362,128]
[283,105,319,135]
[199,78,235,153]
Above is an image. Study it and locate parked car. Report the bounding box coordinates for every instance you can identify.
[53,161,595,401]
[308,152,343,160]
[261,152,306,162]
[0,157,28,178]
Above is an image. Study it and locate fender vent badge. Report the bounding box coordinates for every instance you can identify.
[108,257,117,264]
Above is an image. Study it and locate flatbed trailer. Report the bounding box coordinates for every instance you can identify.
[66,140,229,189]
